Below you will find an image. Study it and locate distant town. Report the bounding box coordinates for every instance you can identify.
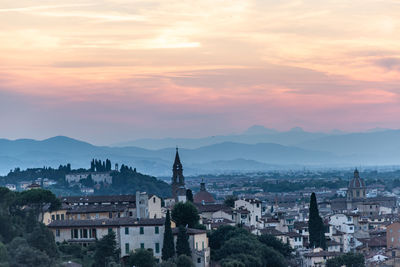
[1,148,400,267]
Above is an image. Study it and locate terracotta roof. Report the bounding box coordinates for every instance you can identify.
[193,190,215,204]
[66,204,135,214]
[172,228,206,235]
[260,227,284,236]
[194,203,231,213]
[304,251,341,257]
[61,195,136,204]
[48,217,165,228]
[284,232,302,238]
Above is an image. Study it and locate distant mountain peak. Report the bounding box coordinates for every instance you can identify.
[244,125,278,135]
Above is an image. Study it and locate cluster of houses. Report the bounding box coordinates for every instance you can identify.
[189,169,399,267]
[24,149,400,266]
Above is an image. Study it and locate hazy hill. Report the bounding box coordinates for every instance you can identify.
[114,126,328,149]
[0,136,335,176]
[1,127,400,176]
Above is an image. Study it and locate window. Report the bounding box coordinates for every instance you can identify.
[140,243,144,249]
[108,228,113,234]
[153,197,156,203]
[56,214,60,220]
[197,258,201,263]
[125,227,129,235]
[256,216,258,221]
[140,227,144,234]
[155,243,160,253]
[96,213,99,219]
[129,211,133,217]
[109,212,112,219]
[52,215,55,220]
[202,241,204,250]
[80,229,83,238]
[77,214,81,219]
[73,229,78,239]
[196,242,198,250]
[61,214,64,220]
[125,243,130,254]
[155,226,159,234]
[83,229,88,238]
[56,229,60,237]
[92,229,97,238]
[392,237,394,243]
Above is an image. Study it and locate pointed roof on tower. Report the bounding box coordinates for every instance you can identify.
[174,147,182,168]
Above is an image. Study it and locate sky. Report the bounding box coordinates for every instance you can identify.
[0,0,400,145]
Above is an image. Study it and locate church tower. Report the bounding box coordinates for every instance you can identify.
[346,169,366,210]
[172,147,185,201]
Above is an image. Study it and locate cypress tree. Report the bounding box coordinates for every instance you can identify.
[176,226,191,257]
[162,210,175,260]
[308,192,326,249]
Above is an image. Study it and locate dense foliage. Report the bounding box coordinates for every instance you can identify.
[0,187,61,266]
[210,225,288,267]
[326,253,365,267]
[125,249,156,267]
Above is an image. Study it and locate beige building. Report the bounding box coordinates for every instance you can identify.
[303,248,341,267]
[173,228,210,267]
[48,217,210,267]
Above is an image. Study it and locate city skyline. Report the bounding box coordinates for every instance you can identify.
[1,0,400,144]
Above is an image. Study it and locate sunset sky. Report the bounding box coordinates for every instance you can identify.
[1,0,399,144]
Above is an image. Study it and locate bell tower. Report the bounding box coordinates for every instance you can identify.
[172,147,185,200]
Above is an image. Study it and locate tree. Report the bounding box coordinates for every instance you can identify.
[224,195,238,208]
[27,223,58,258]
[10,245,51,267]
[7,238,51,267]
[210,226,287,267]
[162,210,175,261]
[186,189,193,202]
[326,253,365,267]
[176,255,194,267]
[176,226,191,257]
[16,189,61,222]
[172,202,200,228]
[94,231,119,267]
[126,249,156,267]
[308,192,326,249]
[0,242,8,265]
[258,234,293,258]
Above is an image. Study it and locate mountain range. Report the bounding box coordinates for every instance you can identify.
[1,126,400,176]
